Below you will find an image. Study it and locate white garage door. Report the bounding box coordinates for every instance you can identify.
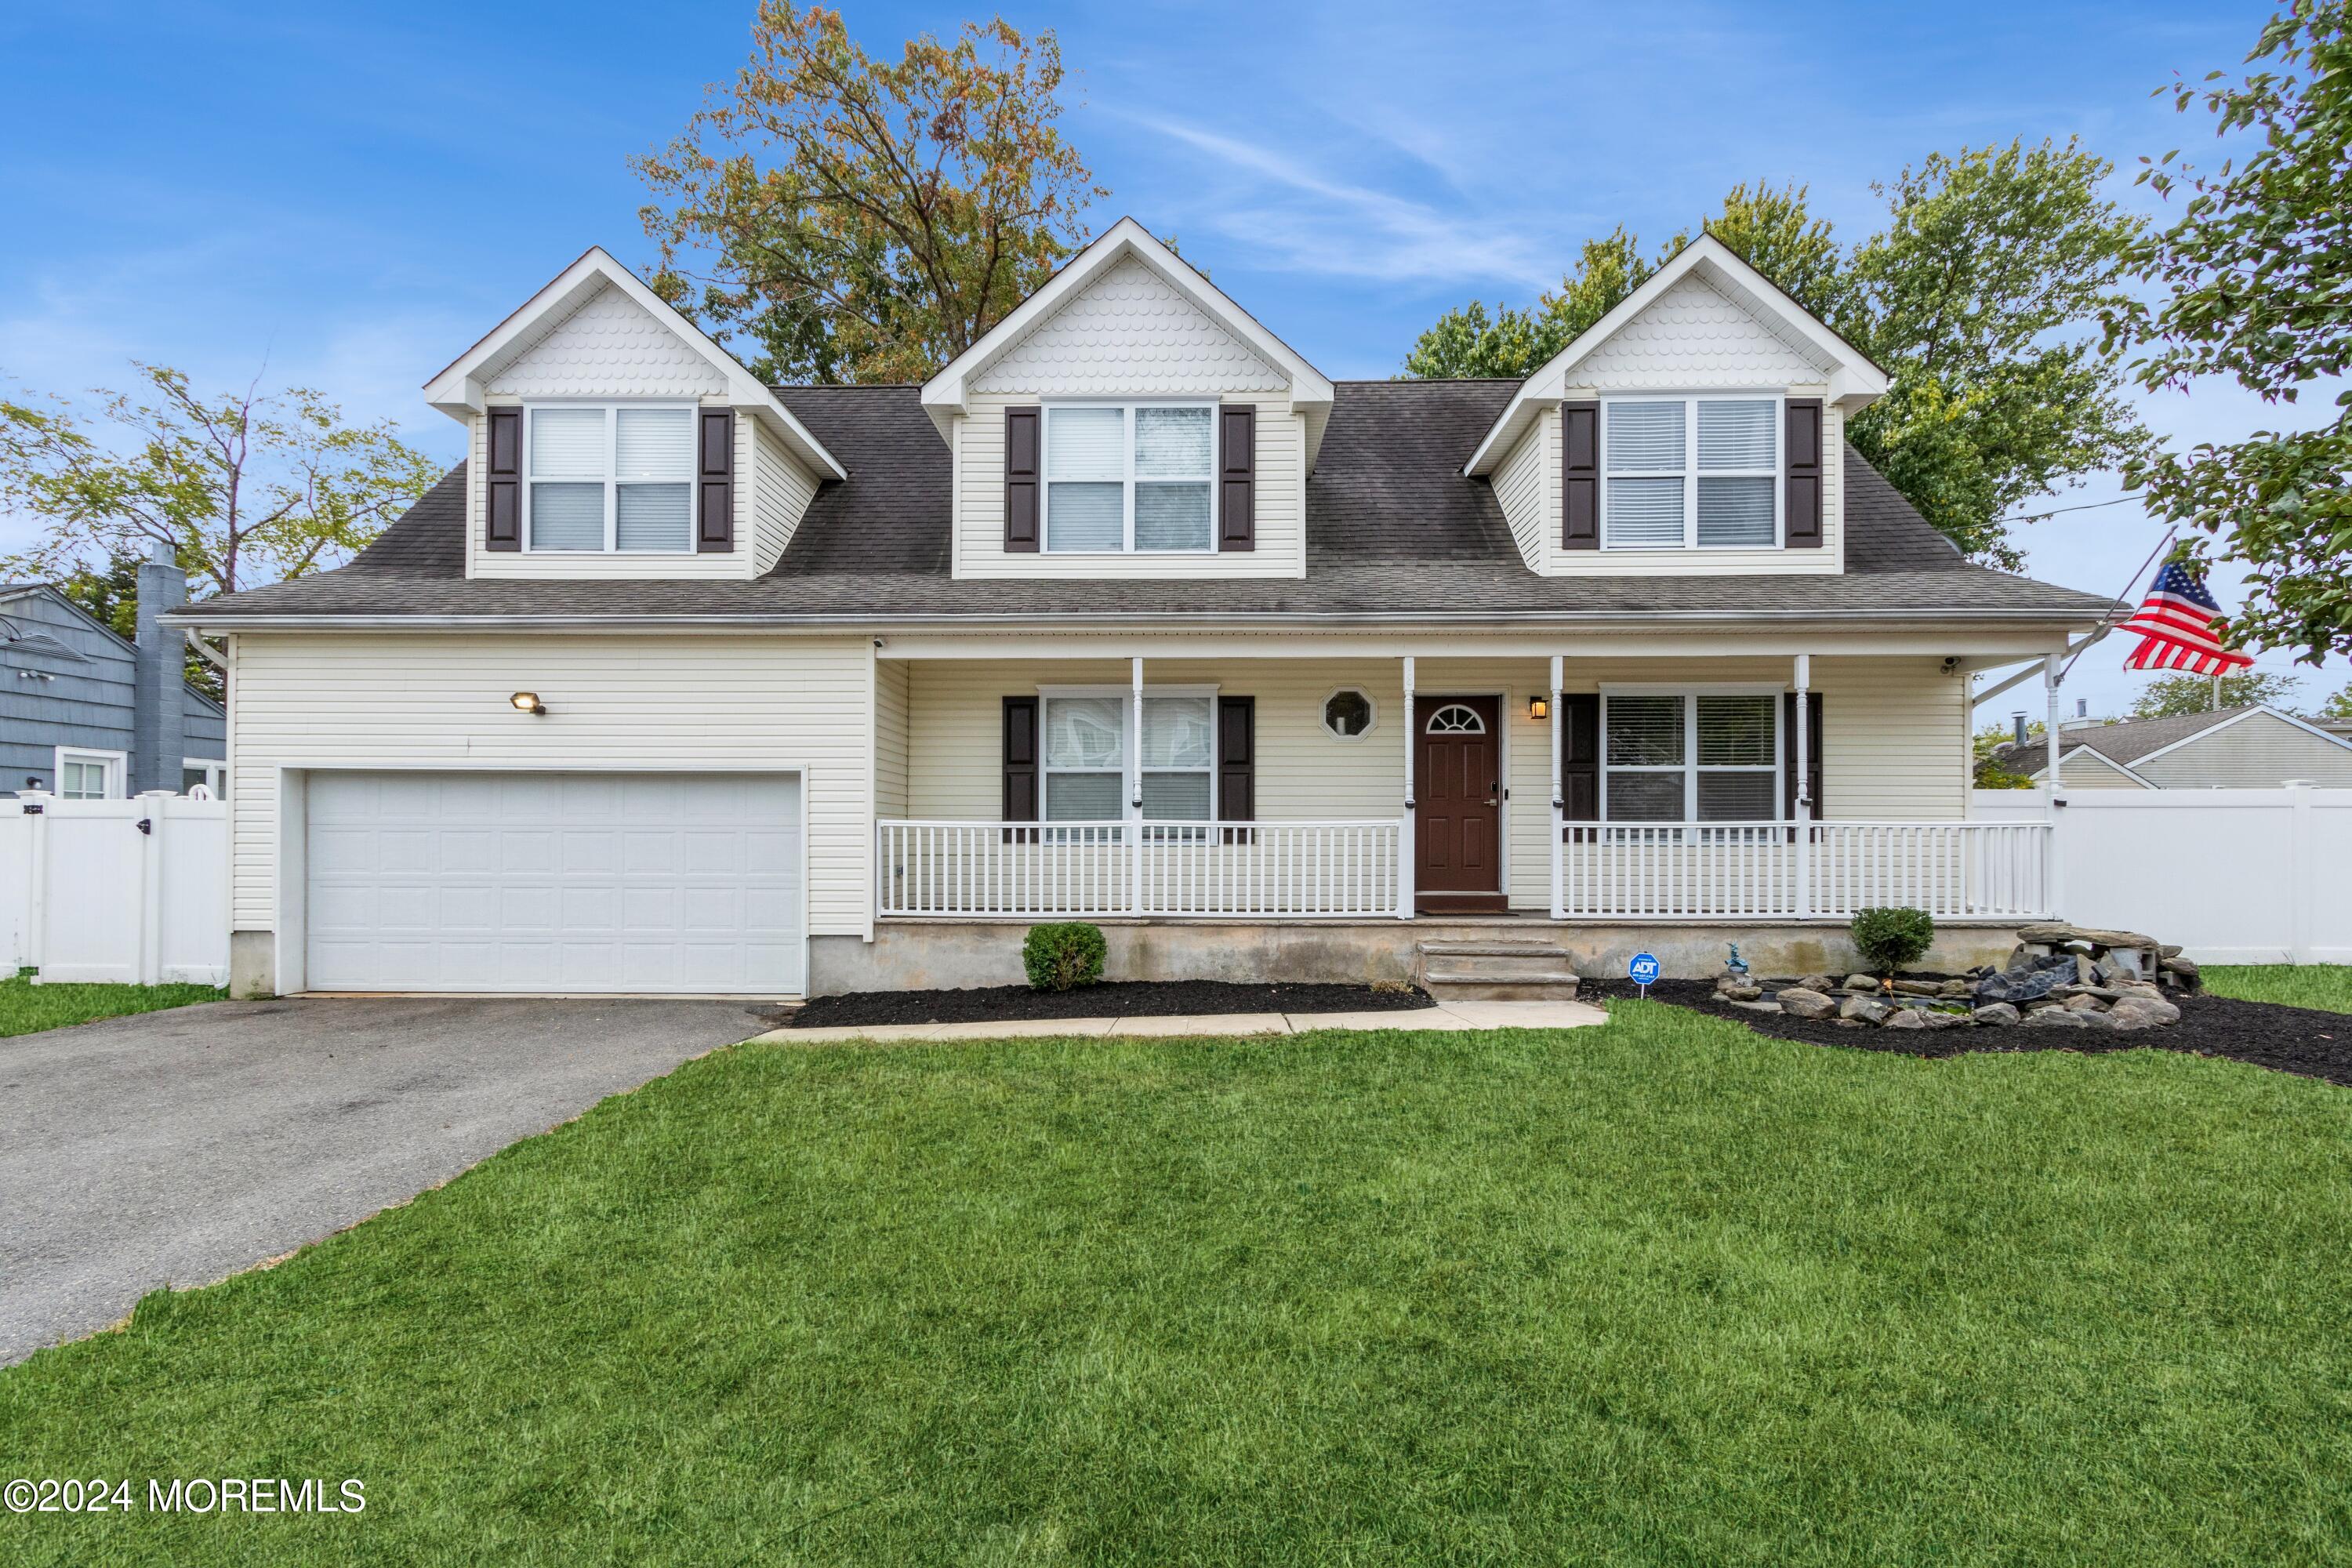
[306,771,804,994]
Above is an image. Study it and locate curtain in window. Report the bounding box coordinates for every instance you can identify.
[1141,695,1214,819]
[1044,696,1125,820]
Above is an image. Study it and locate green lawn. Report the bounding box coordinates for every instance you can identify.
[2205,963,2352,1014]
[0,972,224,1038]
[5,1007,2351,1565]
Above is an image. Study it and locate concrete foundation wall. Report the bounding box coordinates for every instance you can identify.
[230,929,276,999]
[811,920,2024,995]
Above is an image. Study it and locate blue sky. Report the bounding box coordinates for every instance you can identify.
[2,0,2338,718]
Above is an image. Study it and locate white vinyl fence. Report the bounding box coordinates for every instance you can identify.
[0,792,228,984]
[1972,783,2352,964]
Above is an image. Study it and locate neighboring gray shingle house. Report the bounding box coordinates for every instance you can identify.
[1996,704,2352,789]
[1,550,225,799]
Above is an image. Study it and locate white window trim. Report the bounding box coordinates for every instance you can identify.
[183,757,227,797]
[1599,393,1783,551]
[521,401,699,556]
[1036,683,1221,824]
[1320,686,1378,743]
[1597,688,1784,823]
[1040,400,1218,556]
[55,746,127,800]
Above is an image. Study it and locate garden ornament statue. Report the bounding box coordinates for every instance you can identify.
[1726,944,1748,978]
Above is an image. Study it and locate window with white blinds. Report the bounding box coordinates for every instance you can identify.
[1601,692,1782,822]
[1043,403,1214,553]
[524,404,696,553]
[1602,397,1781,549]
[1041,692,1218,823]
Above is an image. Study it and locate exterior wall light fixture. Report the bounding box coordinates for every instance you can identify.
[510,691,547,716]
[1527,695,1550,721]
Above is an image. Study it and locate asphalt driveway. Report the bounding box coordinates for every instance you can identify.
[0,996,766,1365]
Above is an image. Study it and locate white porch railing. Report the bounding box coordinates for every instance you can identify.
[1558,820,2053,921]
[878,819,1402,919]
[878,817,2052,923]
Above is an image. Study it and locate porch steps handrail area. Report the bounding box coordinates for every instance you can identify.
[879,818,1403,919]
[878,817,2053,922]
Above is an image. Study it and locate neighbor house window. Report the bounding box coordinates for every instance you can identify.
[56,748,124,800]
[1601,694,1780,822]
[183,759,227,798]
[1043,403,1214,553]
[1041,691,1216,824]
[525,404,695,553]
[1602,397,1780,549]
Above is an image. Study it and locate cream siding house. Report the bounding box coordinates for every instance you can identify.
[175,223,2116,999]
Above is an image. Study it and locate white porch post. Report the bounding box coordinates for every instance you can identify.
[1793,652,1811,920]
[1130,655,1145,916]
[1548,654,1564,920]
[2043,652,2066,917]
[1397,655,1416,920]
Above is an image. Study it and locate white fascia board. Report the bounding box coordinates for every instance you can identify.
[918,216,1336,459]
[422,246,846,481]
[1463,234,1892,477]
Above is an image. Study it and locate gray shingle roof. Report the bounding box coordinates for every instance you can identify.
[1997,705,2325,774]
[180,381,2118,626]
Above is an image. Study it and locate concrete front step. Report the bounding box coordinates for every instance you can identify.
[1416,939,1581,1003]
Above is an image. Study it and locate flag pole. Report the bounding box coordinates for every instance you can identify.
[2058,522,2180,688]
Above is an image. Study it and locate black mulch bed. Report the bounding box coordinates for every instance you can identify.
[779,978,1432,1029]
[1581,976,2352,1088]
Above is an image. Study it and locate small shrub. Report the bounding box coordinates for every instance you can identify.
[1852,906,1936,975]
[1023,923,1107,992]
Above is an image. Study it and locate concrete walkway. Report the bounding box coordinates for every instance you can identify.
[757,997,1607,1044]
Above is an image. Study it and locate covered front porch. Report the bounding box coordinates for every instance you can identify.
[868,640,2061,928]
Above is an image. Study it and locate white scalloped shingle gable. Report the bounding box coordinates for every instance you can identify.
[971,256,1289,395]
[1575,273,1832,390]
[485,282,727,399]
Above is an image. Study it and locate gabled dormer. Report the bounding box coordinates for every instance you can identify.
[1465,234,1888,577]
[920,217,1335,579]
[424,248,844,580]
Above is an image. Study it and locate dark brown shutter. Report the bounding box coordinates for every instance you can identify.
[1783,692,1824,819]
[1218,405,1255,551]
[484,407,522,551]
[1784,397,1823,548]
[1218,696,1255,835]
[1003,696,1039,839]
[1004,406,1041,552]
[1559,694,1599,836]
[1561,400,1599,550]
[697,410,735,552]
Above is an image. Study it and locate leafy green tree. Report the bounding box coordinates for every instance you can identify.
[1973,721,2042,788]
[2104,0,2352,666]
[635,5,1101,383]
[2317,681,2352,721]
[1403,148,2151,569]
[2129,670,2303,718]
[1400,227,1655,379]
[0,364,438,598]
[1845,140,2153,568]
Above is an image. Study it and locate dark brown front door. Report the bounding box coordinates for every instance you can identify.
[1415,695,1504,913]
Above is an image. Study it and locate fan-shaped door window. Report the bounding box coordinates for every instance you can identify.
[1425,703,1487,735]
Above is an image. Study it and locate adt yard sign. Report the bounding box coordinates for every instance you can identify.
[1628,952,1661,996]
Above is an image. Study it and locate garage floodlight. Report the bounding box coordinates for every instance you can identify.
[510,691,547,716]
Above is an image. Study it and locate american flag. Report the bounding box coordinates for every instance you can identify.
[2117,562,2256,675]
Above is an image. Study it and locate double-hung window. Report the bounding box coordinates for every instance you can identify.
[525,404,696,553]
[1041,691,1217,833]
[1042,403,1215,553]
[56,748,123,800]
[1602,396,1780,548]
[1601,693,1780,822]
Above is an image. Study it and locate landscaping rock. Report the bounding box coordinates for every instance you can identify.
[1882,1008,1929,1029]
[2114,982,2166,1002]
[1843,974,1882,993]
[1726,998,1782,1014]
[1718,983,1764,1003]
[2062,993,2103,1013]
[2110,996,2182,1029]
[1939,978,1975,999]
[2073,1009,2118,1029]
[1892,979,1944,997]
[1798,973,1839,996]
[1972,1003,2022,1026]
[1775,987,1838,1020]
[2160,956,2202,991]
[1839,995,1893,1025]
[1921,1009,1973,1030]
[2161,944,2183,959]
[2055,984,2125,1002]
[2023,1007,2089,1028]
[2016,922,2162,951]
